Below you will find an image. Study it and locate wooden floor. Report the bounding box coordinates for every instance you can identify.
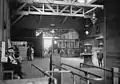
[0,77,48,84]
[0,57,113,84]
[21,57,110,84]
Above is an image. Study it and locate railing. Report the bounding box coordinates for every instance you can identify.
[52,63,103,84]
[80,63,120,84]
[61,63,102,78]
[80,63,111,72]
[80,63,120,78]
[31,64,57,84]
[52,63,103,81]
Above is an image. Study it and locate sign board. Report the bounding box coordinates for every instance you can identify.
[0,42,7,62]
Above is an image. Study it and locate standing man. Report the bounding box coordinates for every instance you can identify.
[97,49,103,67]
[31,45,34,60]
[27,45,32,61]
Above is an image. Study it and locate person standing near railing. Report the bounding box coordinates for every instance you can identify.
[52,48,61,70]
[31,45,34,60]
[27,45,33,61]
[97,49,103,67]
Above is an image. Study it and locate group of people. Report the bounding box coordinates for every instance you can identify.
[3,45,23,79]
[2,44,35,79]
[27,45,34,61]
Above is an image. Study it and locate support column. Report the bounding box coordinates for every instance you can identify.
[0,0,4,80]
[5,0,11,48]
[0,0,3,41]
[103,3,107,84]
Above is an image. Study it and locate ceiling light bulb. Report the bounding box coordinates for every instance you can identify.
[85,24,89,27]
[54,40,57,44]
[85,31,89,35]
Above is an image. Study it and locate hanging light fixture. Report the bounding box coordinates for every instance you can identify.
[91,13,97,24]
[85,30,89,35]
[50,23,56,34]
[84,18,89,35]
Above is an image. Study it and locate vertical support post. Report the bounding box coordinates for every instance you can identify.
[80,63,81,68]
[54,78,57,84]
[73,74,76,84]
[42,4,44,12]
[85,72,89,84]
[56,5,59,13]
[111,68,114,84]
[49,34,54,84]
[31,65,34,77]
[61,71,63,84]
[80,63,83,68]
[112,67,119,84]
[103,6,107,84]
[49,50,53,84]
[0,0,4,80]
[70,6,72,14]
[0,0,4,41]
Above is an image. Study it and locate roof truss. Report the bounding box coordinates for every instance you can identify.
[11,0,103,26]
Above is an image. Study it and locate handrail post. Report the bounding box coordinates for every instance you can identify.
[111,68,114,84]
[112,67,119,84]
[80,63,82,68]
[49,53,52,84]
[31,64,34,76]
[31,64,57,84]
[85,72,90,84]
[73,74,76,84]
[54,78,57,84]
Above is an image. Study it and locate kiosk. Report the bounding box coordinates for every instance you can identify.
[80,43,93,67]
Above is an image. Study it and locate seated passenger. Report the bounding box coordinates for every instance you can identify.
[13,45,22,63]
[3,48,23,79]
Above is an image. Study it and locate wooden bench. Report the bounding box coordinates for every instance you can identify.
[3,70,14,80]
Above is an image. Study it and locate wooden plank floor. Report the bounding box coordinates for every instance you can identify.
[21,57,107,84]
[0,77,48,84]
[0,57,113,84]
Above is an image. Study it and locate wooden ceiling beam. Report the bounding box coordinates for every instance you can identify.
[11,15,24,26]
[18,11,91,18]
[17,0,103,8]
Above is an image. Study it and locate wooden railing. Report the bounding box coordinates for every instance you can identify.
[52,63,103,84]
[31,64,57,84]
[80,63,120,78]
[61,63,102,78]
[80,63,111,72]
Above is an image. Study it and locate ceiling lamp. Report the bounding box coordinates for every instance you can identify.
[85,24,89,27]
[54,40,57,44]
[85,30,89,35]
[91,13,97,24]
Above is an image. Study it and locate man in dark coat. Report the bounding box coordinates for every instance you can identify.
[97,49,103,67]
[27,45,32,61]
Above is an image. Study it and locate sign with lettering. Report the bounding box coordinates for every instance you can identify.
[1,42,7,62]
